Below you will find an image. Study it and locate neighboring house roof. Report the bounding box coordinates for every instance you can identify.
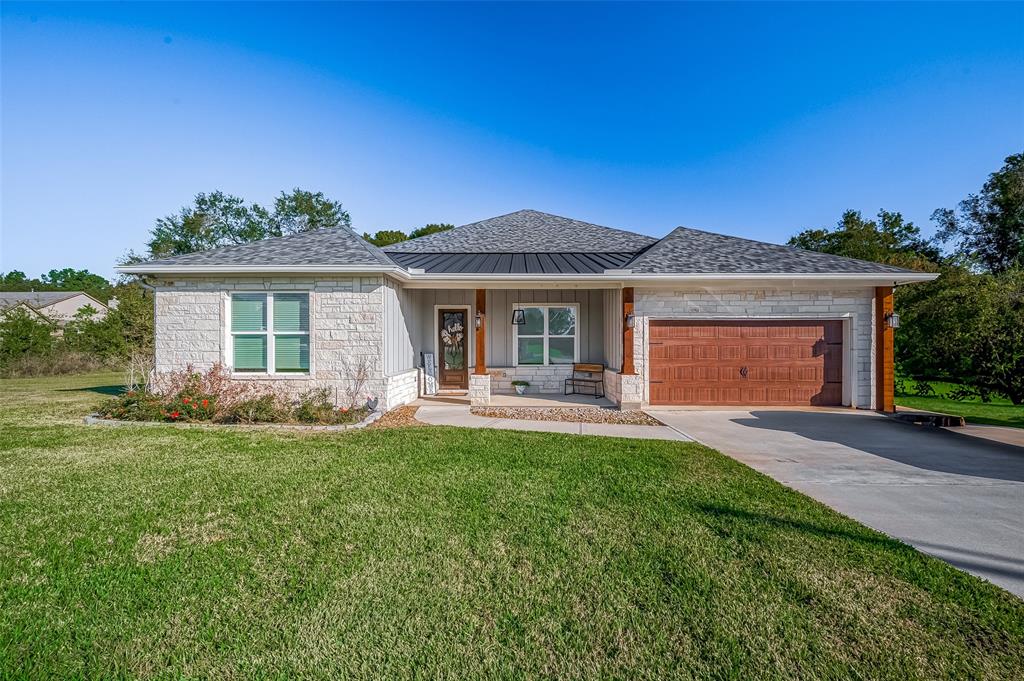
[133,228,395,269]
[118,208,934,283]
[625,226,915,275]
[0,291,107,311]
[383,210,657,253]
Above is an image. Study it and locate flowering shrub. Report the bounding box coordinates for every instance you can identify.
[96,364,371,425]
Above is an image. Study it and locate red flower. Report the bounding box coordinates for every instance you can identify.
[340,406,348,413]
[201,399,209,407]
[182,397,190,404]
[170,411,180,419]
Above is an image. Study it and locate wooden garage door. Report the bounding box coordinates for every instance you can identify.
[649,320,843,406]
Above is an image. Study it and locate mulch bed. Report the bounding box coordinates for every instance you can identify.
[471,407,663,426]
[370,405,426,429]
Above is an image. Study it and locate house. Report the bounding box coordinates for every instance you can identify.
[0,291,110,327]
[118,209,937,411]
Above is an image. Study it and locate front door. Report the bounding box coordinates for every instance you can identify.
[438,309,469,390]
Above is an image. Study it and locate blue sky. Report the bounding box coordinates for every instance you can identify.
[2,2,1022,278]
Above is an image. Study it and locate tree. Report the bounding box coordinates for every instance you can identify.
[0,307,53,369]
[934,152,1024,273]
[788,210,940,270]
[144,188,351,259]
[363,230,409,247]
[0,271,35,290]
[40,268,112,301]
[409,223,454,240]
[271,189,351,235]
[898,267,1024,404]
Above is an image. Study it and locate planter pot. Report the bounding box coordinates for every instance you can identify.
[514,385,527,395]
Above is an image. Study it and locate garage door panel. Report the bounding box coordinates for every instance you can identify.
[649,320,843,406]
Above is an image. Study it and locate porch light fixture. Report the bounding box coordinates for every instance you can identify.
[511,309,526,325]
[884,312,901,329]
[625,313,635,329]
[475,311,483,329]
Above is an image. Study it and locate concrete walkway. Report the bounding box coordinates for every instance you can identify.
[414,405,690,441]
[652,408,1024,597]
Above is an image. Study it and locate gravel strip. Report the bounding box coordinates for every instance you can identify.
[370,406,426,429]
[471,407,663,426]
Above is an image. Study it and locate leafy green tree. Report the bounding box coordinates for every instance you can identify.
[0,307,53,369]
[271,189,351,235]
[0,271,38,290]
[898,267,1024,404]
[363,230,409,247]
[107,283,154,353]
[409,223,454,240]
[63,305,128,360]
[145,189,352,259]
[933,152,1024,273]
[40,268,112,301]
[789,210,940,270]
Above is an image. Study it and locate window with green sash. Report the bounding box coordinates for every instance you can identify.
[231,292,310,374]
[513,304,578,366]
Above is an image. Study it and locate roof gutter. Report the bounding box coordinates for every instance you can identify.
[116,264,938,286]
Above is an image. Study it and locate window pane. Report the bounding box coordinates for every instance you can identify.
[233,335,267,371]
[548,307,576,335]
[521,307,544,335]
[517,337,544,365]
[274,293,309,332]
[232,294,266,331]
[549,337,576,364]
[275,335,310,372]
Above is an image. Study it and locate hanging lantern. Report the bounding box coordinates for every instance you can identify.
[511,309,526,325]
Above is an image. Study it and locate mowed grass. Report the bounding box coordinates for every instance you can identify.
[2,374,1023,679]
[897,379,1024,429]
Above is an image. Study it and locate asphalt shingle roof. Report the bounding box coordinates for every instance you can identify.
[134,228,396,269]
[0,291,88,310]
[625,226,918,275]
[383,210,657,253]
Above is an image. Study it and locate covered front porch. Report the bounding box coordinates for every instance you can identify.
[385,284,641,408]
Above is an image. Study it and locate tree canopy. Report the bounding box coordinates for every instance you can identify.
[363,223,454,247]
[0,268,113,301]
[933,152,1024,273]
[144,188,351,260]
[788,209,940,271]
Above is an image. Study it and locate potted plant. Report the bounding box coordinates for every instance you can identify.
[511,380,530,395]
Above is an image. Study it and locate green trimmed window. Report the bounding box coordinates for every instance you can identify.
[513,304,578,366]
[231,293,310,374]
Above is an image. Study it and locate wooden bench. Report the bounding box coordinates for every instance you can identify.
[564,363,605,398]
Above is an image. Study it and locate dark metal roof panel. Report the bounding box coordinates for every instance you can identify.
[387,251,637,274]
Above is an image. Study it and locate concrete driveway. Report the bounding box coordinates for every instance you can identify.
[651,409,1024,597]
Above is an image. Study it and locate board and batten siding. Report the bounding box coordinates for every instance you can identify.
[382,277,416,376]
[405,288,609,367]
[602,288,622,371]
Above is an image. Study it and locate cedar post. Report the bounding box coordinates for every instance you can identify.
[622,287,636,375]
[875,286,895,412]
[474,288,487,375]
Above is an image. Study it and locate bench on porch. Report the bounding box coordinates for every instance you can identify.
[564,363,605,398]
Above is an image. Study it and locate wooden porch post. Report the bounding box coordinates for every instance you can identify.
[474,288,487,375]
[875,286,895,412]
[622,286,636,375]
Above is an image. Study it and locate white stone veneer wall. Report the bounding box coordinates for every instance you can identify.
[153,275,404,408]
[469,374,491,406]
[384,368,419,410]
[488,365,575,394]
[633,287,876,409]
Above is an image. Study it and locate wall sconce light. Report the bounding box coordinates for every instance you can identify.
[511,309,526,325]
[474,312,483,329]
[625,313,636,329]
[884,312,900,329]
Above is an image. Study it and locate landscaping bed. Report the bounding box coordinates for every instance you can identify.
[471,406,663,425]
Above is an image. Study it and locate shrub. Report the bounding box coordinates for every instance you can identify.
[2,349,116,378]
[227,395,288,424]
[912,380,936,397]
[294,388,337,424]
[97,390,165,422]
[0,308,54,370]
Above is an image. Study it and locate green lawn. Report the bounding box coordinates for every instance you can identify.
[2,374,1022,679]
[896,379,1024,429]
